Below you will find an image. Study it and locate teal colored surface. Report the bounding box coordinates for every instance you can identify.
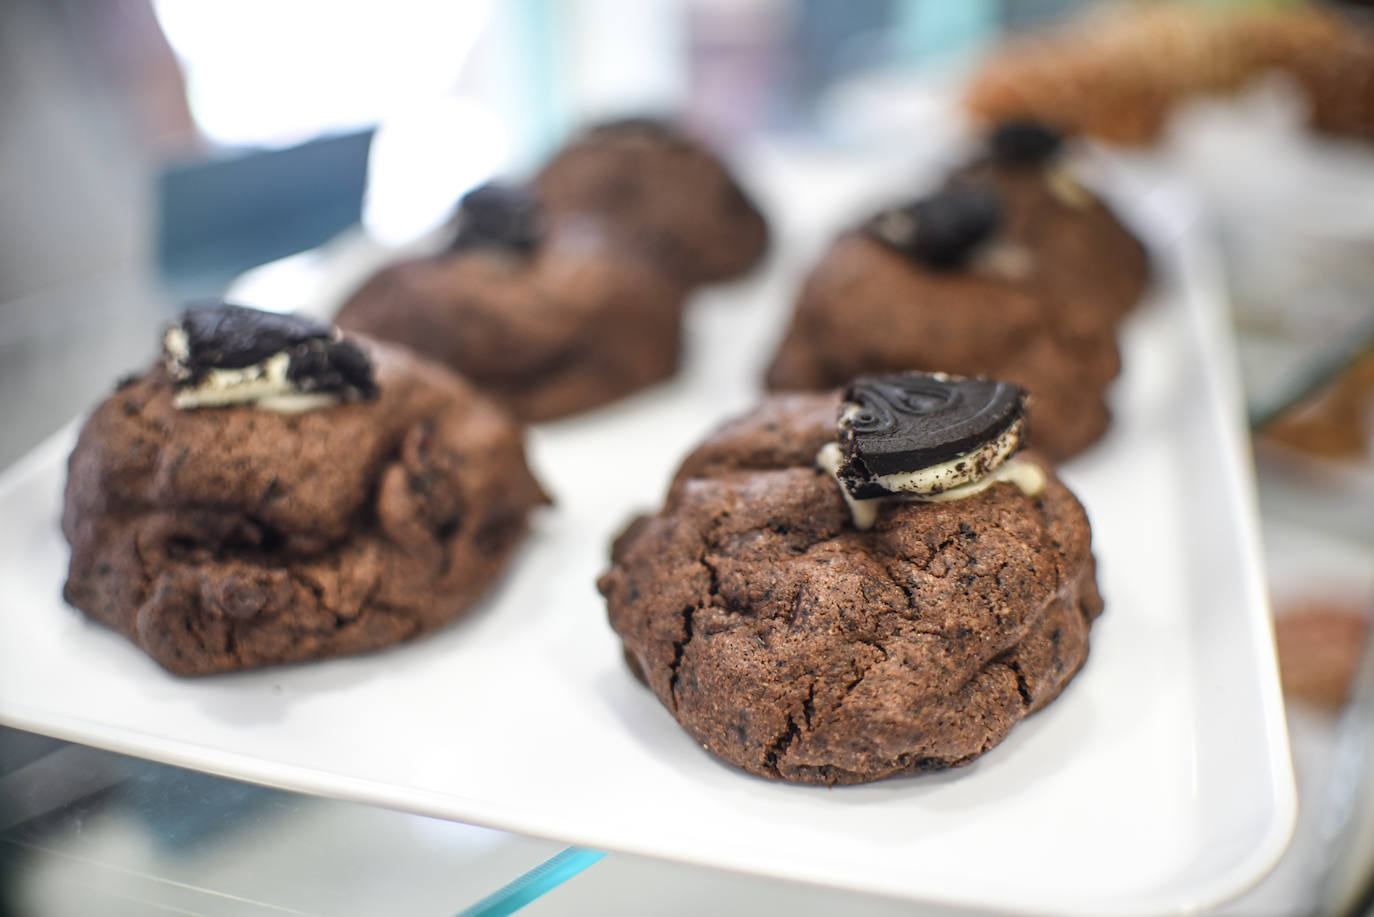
[892,0,998,64]
[456,847,608,917]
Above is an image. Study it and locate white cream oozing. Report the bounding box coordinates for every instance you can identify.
[1045,163,1094,209]
[816,442,881,530]
[865,418,1025,496]
[815,439,1046,531]
[163,326,191,376]
[919,458,1044,503]
[166,347,340,412]
[971,241,1035,282]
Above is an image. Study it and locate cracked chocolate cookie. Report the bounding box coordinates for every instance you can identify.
[534,118,769,284]
[336,183,687,422]
[62,304,548,675]
[598,381,1102,785]
[952,120,1148,325]
[764,183,1122,461]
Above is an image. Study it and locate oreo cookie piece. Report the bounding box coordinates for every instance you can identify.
[834,372,1027,499]
[164,303,377,410]
[988,119,1065,167]
[865,186,1002,269]
[450,182,544,255]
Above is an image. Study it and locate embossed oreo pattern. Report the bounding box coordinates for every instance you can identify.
[839,373,1025,476]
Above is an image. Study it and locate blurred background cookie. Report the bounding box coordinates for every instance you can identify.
[1274,600,1370,710]
[336,183,686,421]
[952,120,1149,326]
[534,117,769,285]
[964,3,1374,147]
[765,184,1121,461]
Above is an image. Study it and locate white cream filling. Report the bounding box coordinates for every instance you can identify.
[815,442,1045,531]
[169,351,341,412]
[163,326,191,378]
[971,241,1034,282]
[1045,163,1094,209]
[920,458,1045,503]
[816,442,881,530]
[870,208,918,248]
[866,420,1025,495]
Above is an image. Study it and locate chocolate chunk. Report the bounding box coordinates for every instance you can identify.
[989,120,1065,167]
[168,303,376,400]
[838,372,1026,485]
[864,187,1002,269]
[449,182,544,255]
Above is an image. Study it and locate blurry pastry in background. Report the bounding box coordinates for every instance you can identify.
[964,4,1374,147]
[1274,600,1371,709]
[534,117,769,285]
[765,184,1121,461]
[337,183,687,422]
[952,120,1149,325]
[1259,342,1374,462]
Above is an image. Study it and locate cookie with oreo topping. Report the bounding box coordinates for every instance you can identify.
[165,303,377,410]
[598,382,1102,785]
[336,181,686,421]
[765,182,1122,461]
[62,304,548,675]
[533,117,768,284]
[447,181,545,255]
[951,120,1149,325]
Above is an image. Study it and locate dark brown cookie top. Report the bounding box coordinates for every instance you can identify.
[62,337,548,675]
[335,219,686,421]
[765,232,1121,461]
[599,392,1102,785]
[951,147,1149,325]
[534,119,768,284]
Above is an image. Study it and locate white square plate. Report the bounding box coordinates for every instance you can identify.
[0,155,1294,915]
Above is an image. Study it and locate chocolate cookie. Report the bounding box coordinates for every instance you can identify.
[765,185,1122,460]
[598,381,1102,785]
[336,183,686,422]
[63,305,548,675]
[954,121,1149,325]
[534,118,769,284]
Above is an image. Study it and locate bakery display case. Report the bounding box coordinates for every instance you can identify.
[2,2,1371,914]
